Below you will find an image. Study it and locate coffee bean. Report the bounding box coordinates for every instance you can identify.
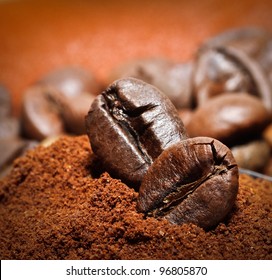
[85,78,187,186]
[38,66,100,98]
[193,46,272,111]
[21,85,65,140]
[202,26,271,58]
[231,140,270,171]
[107,58,193,109]
[137,136,239,229]
[187,93,271,147]
[0,85,11,117]
[51,91,96,135]
[0,117,20,139]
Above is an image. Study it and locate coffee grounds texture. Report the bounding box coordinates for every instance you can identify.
[0,136,271,260]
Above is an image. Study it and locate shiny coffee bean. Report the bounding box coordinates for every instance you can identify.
[187,93,271,147]
[108,58,194,109]
[231,140,270,172]
[85,78,187,186]
[193,46,272,111]
[21,85,65,140]
[38,66,100,98]
[137,136,239,229]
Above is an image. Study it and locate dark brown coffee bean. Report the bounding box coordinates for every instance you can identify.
[231,140,270,172]
[187,93,271,147]
[137,136,239,229]
[21,85,65,140]
[107,58,194,109]
[85,78,187,186]
[38,66,100,98]
[0,85,11,118]
[193,46,272,111]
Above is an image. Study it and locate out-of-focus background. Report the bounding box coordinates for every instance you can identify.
[1,0,272,114]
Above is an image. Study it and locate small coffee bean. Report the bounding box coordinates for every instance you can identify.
[107,58,194,109]
[193,46,272,111]
[231,140,270,171]
[38,66,100,98]
[187,93,271,147]
[21,85,65,140]
[85,78,187,186]
[137,136,239,229]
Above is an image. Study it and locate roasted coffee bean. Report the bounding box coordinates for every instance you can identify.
[38,66,100,98]
[107,58,194,109]
[187,93,271,147]
[231,140,270,172]
[21,85,65,140]
[0,85,11,117]
[193,46,272,111]
[137,136,239,229]
[85,78,187,186]
[202,26,271,58]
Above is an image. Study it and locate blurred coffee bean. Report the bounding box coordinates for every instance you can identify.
[0,138,38,178]
[0,117,20,139]
[21,85,65,141]
[0,85,11,117]
[55,92,96,135]
[187,93,271,147]
[85,78,187,186]
[137,137,239,229]
[231,140,270,171]
[202,26,271,59]
[107,58,194,109]
[193,46,272,111]
[38,66,100,98]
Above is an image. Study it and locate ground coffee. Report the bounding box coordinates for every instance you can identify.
[0,136,271,260]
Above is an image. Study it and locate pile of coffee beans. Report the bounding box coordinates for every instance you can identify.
[105,26,272,175]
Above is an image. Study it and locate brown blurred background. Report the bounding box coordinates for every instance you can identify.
[1,0,272,115]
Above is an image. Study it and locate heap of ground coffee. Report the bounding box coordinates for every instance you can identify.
[0,136,271,259]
